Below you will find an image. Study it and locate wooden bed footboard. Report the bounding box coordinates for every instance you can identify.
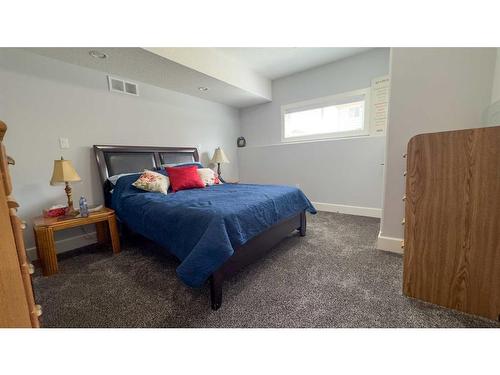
[210,210,306,310]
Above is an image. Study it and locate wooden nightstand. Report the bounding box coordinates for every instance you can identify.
[33,208,120,276]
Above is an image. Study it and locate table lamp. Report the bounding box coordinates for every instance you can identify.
[50,157,81,216]
[211,147,230,180]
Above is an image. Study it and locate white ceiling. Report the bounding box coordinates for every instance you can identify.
[26,47,267,108]
[26,47,374,108]
[216,47,372,80]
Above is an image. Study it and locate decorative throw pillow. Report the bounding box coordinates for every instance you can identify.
[132,170,170,194]
[166,166,205,192]
[162,162,203,169]
[197,168,221,186]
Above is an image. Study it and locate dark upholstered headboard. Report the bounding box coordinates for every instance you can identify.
[93,145,199,206]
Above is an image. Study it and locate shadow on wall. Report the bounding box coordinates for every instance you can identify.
[88,148,104,204]
[200,151,215,169]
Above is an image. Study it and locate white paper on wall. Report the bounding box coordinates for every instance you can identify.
[370,75,390,134]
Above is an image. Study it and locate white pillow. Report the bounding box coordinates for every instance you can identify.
[197,168,222,186]
[132,170,170,194]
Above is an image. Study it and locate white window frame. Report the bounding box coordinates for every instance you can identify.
[281,88,371,143]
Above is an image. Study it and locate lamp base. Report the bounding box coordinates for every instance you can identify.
[216,163,226,183]
[64,182,78,216]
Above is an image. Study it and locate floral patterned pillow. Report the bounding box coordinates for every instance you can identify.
[197,168,222,186]
[132,170,170,194]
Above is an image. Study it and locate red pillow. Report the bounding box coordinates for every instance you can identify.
[166,166,205,192]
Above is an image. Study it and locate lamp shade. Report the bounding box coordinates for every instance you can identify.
[211,147,230,164]
[50,159,81,185]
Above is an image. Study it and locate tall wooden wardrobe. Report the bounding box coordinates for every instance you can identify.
[403,126,500,321]
[0,121,40,327]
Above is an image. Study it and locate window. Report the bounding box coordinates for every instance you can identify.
[281,89,370,142]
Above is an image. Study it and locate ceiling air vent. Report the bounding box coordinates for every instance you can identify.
[107,76,139,96]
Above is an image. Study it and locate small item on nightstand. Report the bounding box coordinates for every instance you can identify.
[43,204,67,218]
[79,196,89,217]
[88,204,104,213]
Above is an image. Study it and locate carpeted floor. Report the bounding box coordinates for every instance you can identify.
[33,212,499,328]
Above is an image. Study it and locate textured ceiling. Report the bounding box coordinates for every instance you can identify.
[217,47,372,79]
[26,47,373,108]
[27,47,268,108]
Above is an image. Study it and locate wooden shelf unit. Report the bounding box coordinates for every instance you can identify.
[0,121,40,327]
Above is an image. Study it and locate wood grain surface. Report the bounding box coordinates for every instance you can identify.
[403,126,500,321]
[0,120,35,327]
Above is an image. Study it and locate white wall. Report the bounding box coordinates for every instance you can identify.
[0,48,240,253]
[378,48,496,251]
[492,48,500,103]
[238,48,390,214]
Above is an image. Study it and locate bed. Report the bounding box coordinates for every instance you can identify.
[94,145,316,310]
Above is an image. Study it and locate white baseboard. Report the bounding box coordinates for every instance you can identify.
[376,232,404,254]
[312,202,382,218]
[27,232,97,260]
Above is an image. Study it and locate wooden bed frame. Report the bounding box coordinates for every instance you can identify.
[93,145,306,310]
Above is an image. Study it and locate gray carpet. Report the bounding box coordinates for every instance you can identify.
[33,212,499,328]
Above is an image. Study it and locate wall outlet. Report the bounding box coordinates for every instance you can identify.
[59,137,70,149]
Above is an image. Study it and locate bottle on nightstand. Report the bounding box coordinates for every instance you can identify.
[79,196,89,217]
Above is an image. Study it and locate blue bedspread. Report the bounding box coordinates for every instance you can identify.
[111,175,316,287]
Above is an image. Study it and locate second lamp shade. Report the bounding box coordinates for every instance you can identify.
[211,147,230,164]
